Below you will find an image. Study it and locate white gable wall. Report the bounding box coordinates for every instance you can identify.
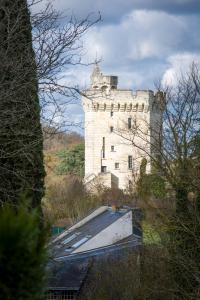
[73,211,132,253]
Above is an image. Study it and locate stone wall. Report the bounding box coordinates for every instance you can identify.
[82,67,163,190]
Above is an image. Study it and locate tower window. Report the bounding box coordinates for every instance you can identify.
[128,117,132,129]
[115,163,119,169]
[128,155,133,169]
[102,137,105,158]
[101,166,107,173]
[111,146,114,152]
[110,111,113,117]
[110,126,114,132]
[101,85,107,92]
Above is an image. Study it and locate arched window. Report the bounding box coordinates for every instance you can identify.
[101,85,107,92]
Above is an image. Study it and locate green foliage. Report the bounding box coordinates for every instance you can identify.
[143,222,161,245]
[137,173,166,199]
[0,202,47,300]
[190,130,200,160]
[140,157,147,177]
[137,158,166,199]
[150,174,166,198]
[56,143,84,177]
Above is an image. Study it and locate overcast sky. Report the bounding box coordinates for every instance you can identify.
[42,0,200,133]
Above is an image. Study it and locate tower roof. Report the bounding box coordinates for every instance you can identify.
[90,64,118,90]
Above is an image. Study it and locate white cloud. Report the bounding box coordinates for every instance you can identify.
[88,10,187,62]
[32,2,200,90]
[66,9,196,90]
[162,53,200,86]
[32,1,200,132]
[57,8,200,93]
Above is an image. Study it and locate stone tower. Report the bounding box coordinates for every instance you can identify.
[82,65,163,190]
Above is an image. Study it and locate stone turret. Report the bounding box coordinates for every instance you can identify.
[91,64,118,91]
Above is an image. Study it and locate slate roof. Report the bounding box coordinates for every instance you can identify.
[50,206,132,258]
[47,206,142,292]
[48,259,90,290]
[55,234,142,262]
[48,237,141,291]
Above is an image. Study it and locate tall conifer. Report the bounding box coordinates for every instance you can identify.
[0,0,45,208]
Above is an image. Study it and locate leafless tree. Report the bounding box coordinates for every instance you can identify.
[116,64,200,210]
[115,64,200,298]
[30,0,100,132]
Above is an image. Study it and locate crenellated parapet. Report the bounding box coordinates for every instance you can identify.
[83,99,163,113]
[83,79,164,114]
[83,101,148,112]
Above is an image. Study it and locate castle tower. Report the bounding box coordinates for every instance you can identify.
[82,65,163,190]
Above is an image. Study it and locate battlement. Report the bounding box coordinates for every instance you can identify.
[83,101,151,113]
[83,100,162,113]
[136,90,154,97]
[83,76,164,113]
[83,88,164,113]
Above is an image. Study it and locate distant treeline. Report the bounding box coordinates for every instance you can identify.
[43,126,84,152]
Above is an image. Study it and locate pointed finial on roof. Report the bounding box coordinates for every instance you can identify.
[91,51,101,78]
[94,64,100,76]
[95,51,98,64]
[92,62,101,77]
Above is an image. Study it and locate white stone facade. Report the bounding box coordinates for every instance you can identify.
[82,65,163,190]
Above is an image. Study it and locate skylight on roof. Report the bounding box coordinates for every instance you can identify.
[61,232,80,245]
[72,237,89,248]
[65,248,73,252]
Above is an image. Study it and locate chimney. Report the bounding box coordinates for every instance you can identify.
[111,205,117,213]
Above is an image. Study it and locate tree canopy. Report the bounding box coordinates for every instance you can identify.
[56,143,85,177]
